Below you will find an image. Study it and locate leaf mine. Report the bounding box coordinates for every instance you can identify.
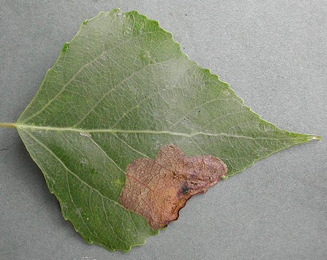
[120,144,228,229]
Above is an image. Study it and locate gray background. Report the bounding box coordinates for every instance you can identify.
[0,1,326,259]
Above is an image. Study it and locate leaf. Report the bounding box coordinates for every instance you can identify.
[0,8,320,251]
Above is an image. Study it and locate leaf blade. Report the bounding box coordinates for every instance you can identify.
[15,8,319,250]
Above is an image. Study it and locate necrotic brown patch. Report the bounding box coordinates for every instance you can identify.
[120,144,228,229]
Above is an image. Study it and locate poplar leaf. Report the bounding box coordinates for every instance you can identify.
[1,8,320,251]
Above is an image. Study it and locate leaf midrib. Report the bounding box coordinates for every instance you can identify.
[16,124,306,141]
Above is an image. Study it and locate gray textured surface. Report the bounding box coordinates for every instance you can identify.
[0,1,326,259]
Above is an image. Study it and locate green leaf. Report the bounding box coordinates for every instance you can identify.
[1,8,320,251]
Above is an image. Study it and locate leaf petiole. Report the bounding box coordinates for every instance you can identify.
[0,122,17,128]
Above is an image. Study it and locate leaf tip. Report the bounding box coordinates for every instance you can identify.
[295,133,322,143]
[309,135,322,140]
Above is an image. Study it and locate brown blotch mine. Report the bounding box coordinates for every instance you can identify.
[120,144,228,229]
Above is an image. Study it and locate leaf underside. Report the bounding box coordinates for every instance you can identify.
[15,8,318,251]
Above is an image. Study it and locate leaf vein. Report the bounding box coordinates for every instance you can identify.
[24,130,125,209]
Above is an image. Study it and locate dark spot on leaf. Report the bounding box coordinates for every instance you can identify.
[181,183,190,194]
